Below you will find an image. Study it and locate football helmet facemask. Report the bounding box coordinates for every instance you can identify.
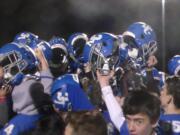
[89,32,120,76]
[0,42,38,85]
[123,22,157,67]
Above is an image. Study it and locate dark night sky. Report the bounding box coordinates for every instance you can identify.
[0,0,179,71]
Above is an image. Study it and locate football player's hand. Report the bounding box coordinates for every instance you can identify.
[96,70,114,88]
[147,55,158,68]
[0,84,12,97]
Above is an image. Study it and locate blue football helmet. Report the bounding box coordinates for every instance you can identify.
[67,32,89,64]
[14,31,52,63]
[49,36,68,68]
[0,42,38,85]
[48,36,69,77]
[28,39,53,63]
[13,31,39,45]
[89,32,120,76]
[168,55,180,76]
[123,22,157,66]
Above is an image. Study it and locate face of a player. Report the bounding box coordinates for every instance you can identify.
[160,85,171,109]
[126,113,156,135]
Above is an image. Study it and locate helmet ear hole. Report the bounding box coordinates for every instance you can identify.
[102,42,107,47]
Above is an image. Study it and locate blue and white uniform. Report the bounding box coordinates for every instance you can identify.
[51,73,94,111]
[160,114,180,135]
[0,69,53,135]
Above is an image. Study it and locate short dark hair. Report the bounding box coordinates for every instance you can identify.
[166,76,180,108]
[66,111,107,135]
[123,90,160,124]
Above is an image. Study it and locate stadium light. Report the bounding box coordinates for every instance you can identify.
[162,0,166,71]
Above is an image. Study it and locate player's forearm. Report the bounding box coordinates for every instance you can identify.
[101,86,125,131]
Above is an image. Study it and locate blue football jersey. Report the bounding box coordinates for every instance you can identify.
[102,111,120,135]
[0,114,40,135]
[51,74,95,111]
[160,114,180,135]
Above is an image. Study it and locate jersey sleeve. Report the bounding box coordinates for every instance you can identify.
[101,86,126,131]
[40,69,53,95]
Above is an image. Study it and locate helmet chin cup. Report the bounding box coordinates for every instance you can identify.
[99,61,110,76]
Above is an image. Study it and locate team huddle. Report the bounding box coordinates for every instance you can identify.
[0,22,179,135]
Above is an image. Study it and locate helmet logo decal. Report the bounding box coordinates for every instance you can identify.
[89,34,102,44]
[142,23,153,35]
[54,91,69,106]
[17,33,30,40]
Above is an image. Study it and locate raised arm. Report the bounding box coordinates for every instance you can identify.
[96,70,125,131]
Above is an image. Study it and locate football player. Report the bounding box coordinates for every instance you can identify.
[118,22,163,95]
[160,76,180,134]
[96,70,161,135]
[0,46,53,135]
